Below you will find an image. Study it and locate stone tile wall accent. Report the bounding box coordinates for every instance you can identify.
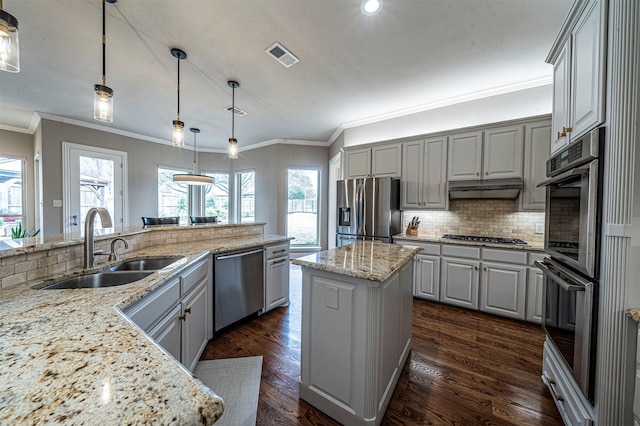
[0,224,264,290]
[403,199,545,247]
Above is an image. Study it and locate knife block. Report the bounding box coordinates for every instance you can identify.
[406,224,418,236]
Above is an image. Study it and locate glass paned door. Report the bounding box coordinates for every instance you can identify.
[64,143,127,235]
[0,156,25,242]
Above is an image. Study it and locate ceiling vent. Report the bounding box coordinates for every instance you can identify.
[224,105,247,116]
[265,42,299,68]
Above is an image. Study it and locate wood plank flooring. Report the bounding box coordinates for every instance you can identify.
[200,266,563,425]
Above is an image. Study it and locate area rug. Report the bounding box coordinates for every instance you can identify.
[194,356,263,426]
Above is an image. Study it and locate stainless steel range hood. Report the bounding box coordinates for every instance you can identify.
[448,178,524,199]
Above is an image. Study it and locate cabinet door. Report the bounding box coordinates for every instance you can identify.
[182,282,209,372]
[148,305,182,362]
[424,137,448,209]
[551,41,571,154]
[570,0,605,140]
[521,121,551,211]
[414,254,440,301]
[398,260,413,365]
[372,143,402,178]
[480,262,526,320]
[265,257,290,312]
[401,140,425,209]
[344,148,371,179]
[483,125,523,180]
[527,268,544,323]
[447,131,482,181]
[441,257,479,309]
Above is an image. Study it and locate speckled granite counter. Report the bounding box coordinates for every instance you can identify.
[393,233,545,252]
[0,233,290,425]
[627,309,640,323]
[291,240,421,282]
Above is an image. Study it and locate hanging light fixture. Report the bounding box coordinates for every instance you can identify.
[93,0,116,122]
[0,0,19,73]
[171,48,187,147]
[173,128,213,185]
[227,80,239,160]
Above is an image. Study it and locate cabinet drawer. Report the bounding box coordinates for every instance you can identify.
[181,260,208,296]
[126,277,181,332]
[441,244,480,259]
[266,242,290,260]
[396,240,440,255]
[482,248,527,264]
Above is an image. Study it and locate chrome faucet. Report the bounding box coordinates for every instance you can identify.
[109,237,129,261]
[84,207,113,269]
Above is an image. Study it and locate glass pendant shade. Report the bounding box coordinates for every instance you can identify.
[228,138,238,160]
[0,7,19,73]
[172,120,185,147]
[93,84,113,122]
[172,127,213,185]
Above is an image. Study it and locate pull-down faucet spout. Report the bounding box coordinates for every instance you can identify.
[84,207,113,269]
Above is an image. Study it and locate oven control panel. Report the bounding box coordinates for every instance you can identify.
[546,127,603,177]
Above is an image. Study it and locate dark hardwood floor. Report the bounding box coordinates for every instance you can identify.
[200,265,563,425]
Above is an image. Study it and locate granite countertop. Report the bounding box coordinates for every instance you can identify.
[393,233,545,252]
[291,241,421,282]
[627,309,640,323]
[0,234,290,425]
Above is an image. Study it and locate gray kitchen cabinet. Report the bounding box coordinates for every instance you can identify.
[448,125,522,181]
[123,256,211,372]
[264,242,290,312]
[441,245,481,310]
[521,120,551,211]
[401,137,447,210]
[548,0,606,154]
[344,143,401,179]
[414,254,440,301]
[526,253,546,324]
[479,249,527,321]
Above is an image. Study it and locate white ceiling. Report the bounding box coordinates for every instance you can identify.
[0,0,572,152]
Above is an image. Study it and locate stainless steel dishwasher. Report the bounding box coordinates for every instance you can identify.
[214,247,264,332]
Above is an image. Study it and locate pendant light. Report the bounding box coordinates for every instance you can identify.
[173,128,213,185]
[171,48,187,147]
[227,80,239,159]
[0,0,19,73]
[93,0,116,122]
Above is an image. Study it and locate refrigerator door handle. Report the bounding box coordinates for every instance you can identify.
[356,183,365,235]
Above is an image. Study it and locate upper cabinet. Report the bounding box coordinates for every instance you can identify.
[401,137,447,210]
[448,125,523,181]
[343,143,401,179]
[521,120,551,211]
[548,0,606,154]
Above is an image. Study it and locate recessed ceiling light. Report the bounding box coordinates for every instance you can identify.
[361,0,383,16]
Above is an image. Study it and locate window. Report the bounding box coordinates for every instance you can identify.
[203,172,229,223]
[236,170,255,223]
[0,156,25,241]
[158,167,189,224]
[287,168,319,246]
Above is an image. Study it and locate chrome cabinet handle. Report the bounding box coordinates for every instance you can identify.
[547,377,565,402]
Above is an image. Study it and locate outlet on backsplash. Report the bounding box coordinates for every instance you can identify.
[535,223,544,234]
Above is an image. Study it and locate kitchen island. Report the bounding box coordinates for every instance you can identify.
[292,241,421,426]
[0,223,290,425]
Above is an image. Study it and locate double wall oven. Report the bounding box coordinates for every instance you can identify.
[536,126,604,403]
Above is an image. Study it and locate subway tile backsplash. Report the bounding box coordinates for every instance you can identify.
[403,199,545,247]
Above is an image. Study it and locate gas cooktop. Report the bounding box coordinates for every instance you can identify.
[441,234,528,246]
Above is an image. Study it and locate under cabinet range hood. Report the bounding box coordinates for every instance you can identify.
[448,178,524,199]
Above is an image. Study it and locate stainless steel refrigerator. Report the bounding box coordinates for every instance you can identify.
[336,177,401,247]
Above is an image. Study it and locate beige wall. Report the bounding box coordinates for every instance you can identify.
[0,129,35,231]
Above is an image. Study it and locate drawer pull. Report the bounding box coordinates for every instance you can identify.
[548,378,565,402]
[272,259,287,266]
[273,249,287,254]
[178,314,186,321]
[184,308,191,314]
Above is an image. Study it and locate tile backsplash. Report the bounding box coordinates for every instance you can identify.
[403,199,545,247]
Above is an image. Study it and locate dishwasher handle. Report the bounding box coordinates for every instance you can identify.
[215,248,264,260]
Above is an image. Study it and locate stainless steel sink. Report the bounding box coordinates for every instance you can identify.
[39,271,154,290]
[106,257,183,272]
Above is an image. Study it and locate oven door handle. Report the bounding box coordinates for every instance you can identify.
[537,167,589,187]
[534,260,585,292]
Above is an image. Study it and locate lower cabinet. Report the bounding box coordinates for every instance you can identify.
[414,254,440,301]
[526,254,546,323]
[123,256,212,372]
[480,261,526,320]
[441,257,480,309]
[264,242,290,313]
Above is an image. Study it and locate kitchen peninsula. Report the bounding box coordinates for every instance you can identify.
[0,223,290,425]
[292,241,420,426]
